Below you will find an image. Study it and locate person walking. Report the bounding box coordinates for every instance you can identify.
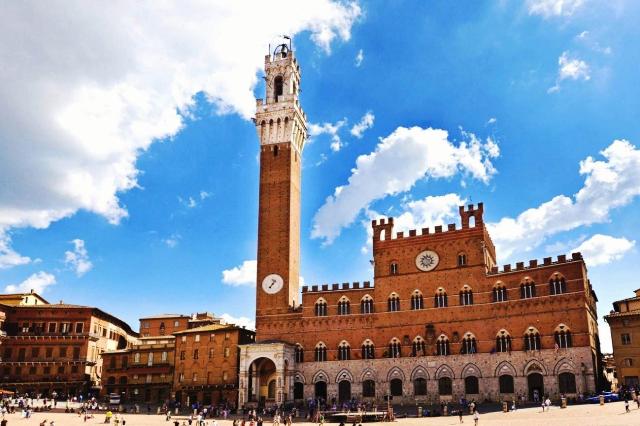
[625,397,630,413]
[472,409,479,426]
[458,408,464,423]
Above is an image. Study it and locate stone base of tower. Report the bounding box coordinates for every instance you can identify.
[238,342,297,410]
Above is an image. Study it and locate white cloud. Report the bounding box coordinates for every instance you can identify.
[220,313,255,331]
[64,239,93,277]
[527,0,585,18]
[309,119,347,152]
[558,51,591,81]
[350,111,375,138]
[354,49,364,67]
[489,140,640,261]
[576,31,612,55]
[312,126,500,243]
[163,234,182,249]
[0,232,31,269]
[0,1,360,262]
[222,259,257,287]
[548,51,590,93]
[572,234,635,266]
[5,271,56,294]
[362,194,465,254]
[486,117,497,125]
[199,191,211,201]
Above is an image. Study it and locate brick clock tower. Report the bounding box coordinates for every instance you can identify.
[254,43,307,321]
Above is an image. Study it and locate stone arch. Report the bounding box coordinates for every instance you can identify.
[553,358,576,375]
[410,365,429,381]
[294,372,306,384]
[360,294,373,302]
[524,359,547,376]
[495,361,517,377]
[312,370,330,384]
[461,363,483,378]
[361,368,377,382]
[335,368,354,383]
[386,366,405,382]
[435,364,455,379]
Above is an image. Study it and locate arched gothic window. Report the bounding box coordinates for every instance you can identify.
[361,340,375,360]
[294,344,304,363]
[412,336,426,356]
[388,338,401,358]
[549,274,566,295]
[457,253,467,266]
[314,342,327,362]
[459,285,474,306]
[436,334,450,356]
[496,330,511,353]
[460,333,477,355]
[337,297,350,315]
[314,299,327,317]
[410,290,424,310]
[520,279,536,299]
[493,283,507,302]
[554,324,573,348]
[435,288,448,308]
[360,295,374,314]
[337,341,351,361]
[390,262,399,275]
[524,327,541,351]
[274,76,283,101]
[388,293,400,312]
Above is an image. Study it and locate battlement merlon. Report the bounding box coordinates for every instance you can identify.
[459,202,484,228]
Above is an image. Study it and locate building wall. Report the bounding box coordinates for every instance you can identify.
[173,326,255,408]
[0,305,137,396]
[101,339,175,404]
[297,347,595,403]
[139,316,190,337]
[606,296,640,387]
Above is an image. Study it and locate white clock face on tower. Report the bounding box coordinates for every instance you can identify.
[416,250,440,272]
[262,274,284,294]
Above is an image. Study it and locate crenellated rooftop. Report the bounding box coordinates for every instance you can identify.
[487,252,584,275]
[302,281,373,294]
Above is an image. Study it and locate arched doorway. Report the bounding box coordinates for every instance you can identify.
[413,378,427,396]
[390,378,403,397]
[294,382,304,400]
[528,373,544,401]
[315,381,327,400]
[338,380,351,402]
[248,357,277,406]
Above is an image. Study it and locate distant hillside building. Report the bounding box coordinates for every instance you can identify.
[605,289,640,387]
[238,45,605,408]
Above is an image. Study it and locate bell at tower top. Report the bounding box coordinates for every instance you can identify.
[255,38,307,151]
[260,42,302,106]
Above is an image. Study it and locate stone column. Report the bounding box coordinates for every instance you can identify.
[276,369,285,403]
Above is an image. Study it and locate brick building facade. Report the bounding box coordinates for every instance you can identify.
[238,45,605,408]
[101,336,176,404]
[604,289,640,387]
[0,298,138,396]
[173,324,255,408]
[100,312,223,405]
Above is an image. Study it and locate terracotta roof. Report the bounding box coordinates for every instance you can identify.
[604,311,640,320]
[138,313,191,320]
[18,303,91,309]
[172,323,241,335]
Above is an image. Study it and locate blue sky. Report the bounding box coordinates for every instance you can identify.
[1,1,639,351]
